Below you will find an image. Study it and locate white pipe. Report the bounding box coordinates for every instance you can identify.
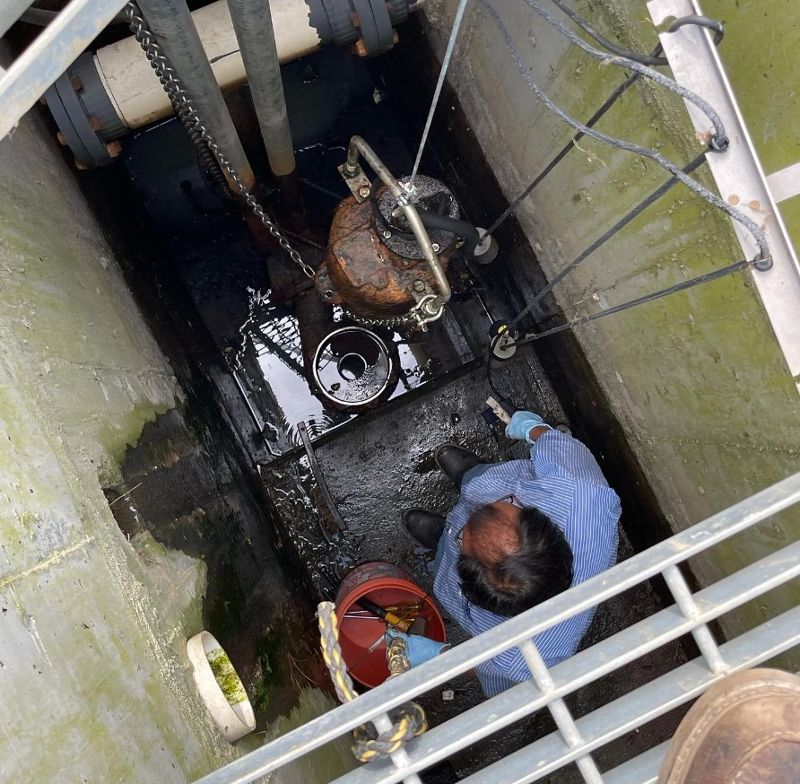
[95,0,322,129]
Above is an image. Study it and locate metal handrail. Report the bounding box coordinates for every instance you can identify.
[0,0,129,141]
[194,470,800,784]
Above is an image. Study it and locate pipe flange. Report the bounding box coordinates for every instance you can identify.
[310,0,402,52]
[352,0,394,55]
[310,0,359,46]
[386,0,409,26]
[45,53,125,169]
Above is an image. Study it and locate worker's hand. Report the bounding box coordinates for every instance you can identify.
[385,628,449,668]
[506,410,548,444]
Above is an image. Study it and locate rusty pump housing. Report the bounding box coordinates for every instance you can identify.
[316,173,460,322]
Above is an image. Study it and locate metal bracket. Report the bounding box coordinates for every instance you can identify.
[648,0,800,393]
[337,162,372,203]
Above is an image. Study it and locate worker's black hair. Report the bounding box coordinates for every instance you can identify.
[457,504,573,617]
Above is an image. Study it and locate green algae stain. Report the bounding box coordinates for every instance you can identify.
[207,647,249,706]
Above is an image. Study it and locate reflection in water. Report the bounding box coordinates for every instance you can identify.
[234,288,472,460]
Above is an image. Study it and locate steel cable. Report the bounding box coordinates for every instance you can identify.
[409,0,472,188]
[519,0,728,149]
[479,0,770,266]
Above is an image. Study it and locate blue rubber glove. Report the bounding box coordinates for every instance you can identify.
[505,410,548,444]
[385,628,449,667]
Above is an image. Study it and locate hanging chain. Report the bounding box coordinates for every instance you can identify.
[343,293,444,332]
[125,2,315,279]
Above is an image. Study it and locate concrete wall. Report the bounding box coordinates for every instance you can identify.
[422,0,800,649]
[0,111,236,781]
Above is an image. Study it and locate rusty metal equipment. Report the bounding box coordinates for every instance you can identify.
[315,135,467,331]
[315,177,459,322]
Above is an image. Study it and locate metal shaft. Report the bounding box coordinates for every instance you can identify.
[227,0,295,177]
[135,0,254,191]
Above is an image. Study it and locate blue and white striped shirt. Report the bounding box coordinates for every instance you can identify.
[432,429,621,696]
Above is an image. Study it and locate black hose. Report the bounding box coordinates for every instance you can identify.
[417,209,481,261]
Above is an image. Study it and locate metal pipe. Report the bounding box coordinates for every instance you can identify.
[135,0,255,191]
[345,135,451,313]
[226,0,295,177]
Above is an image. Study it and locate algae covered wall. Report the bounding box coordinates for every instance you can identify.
[0,109,236,781]
[421,0,800,649]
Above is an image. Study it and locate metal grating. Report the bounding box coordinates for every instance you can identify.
[194,470,800,784]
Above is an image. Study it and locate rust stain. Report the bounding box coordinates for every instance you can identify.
[316,195,453,317]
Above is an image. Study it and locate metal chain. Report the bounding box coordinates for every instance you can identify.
[344,293,445,332]
[125,2,315,279]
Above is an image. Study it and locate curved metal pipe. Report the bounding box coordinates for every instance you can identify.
[344,135,451,313]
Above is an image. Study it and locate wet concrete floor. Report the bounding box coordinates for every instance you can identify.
[105,39,691,779]
[262,345,689,779]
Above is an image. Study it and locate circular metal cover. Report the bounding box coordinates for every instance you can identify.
[313,326,394,407]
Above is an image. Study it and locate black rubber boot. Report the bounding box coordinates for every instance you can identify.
[402,509,446,550]
[435,443,485,488]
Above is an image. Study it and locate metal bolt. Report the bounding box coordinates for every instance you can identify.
[413,280,426,292]
[70,75,83,92]
[56,131,68,146]
[89,115,103,132]
[323,289,334,300]
[382,230,392,239]
[353,38,368,57]
[106,141,122,159]
[358,185,371,199]
[431,242,440,253]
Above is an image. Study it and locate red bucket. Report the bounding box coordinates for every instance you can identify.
[335,561,447,688]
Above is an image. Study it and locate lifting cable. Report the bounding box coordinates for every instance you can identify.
[475,3,771,401]
[409,0,472,188]
[520,0,728,149]
[479,0,770,263]
[508,150,708,330]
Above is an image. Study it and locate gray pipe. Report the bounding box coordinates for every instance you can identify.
[345,135,451,315]
[227,0,295,177]
[136,0,255,192]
